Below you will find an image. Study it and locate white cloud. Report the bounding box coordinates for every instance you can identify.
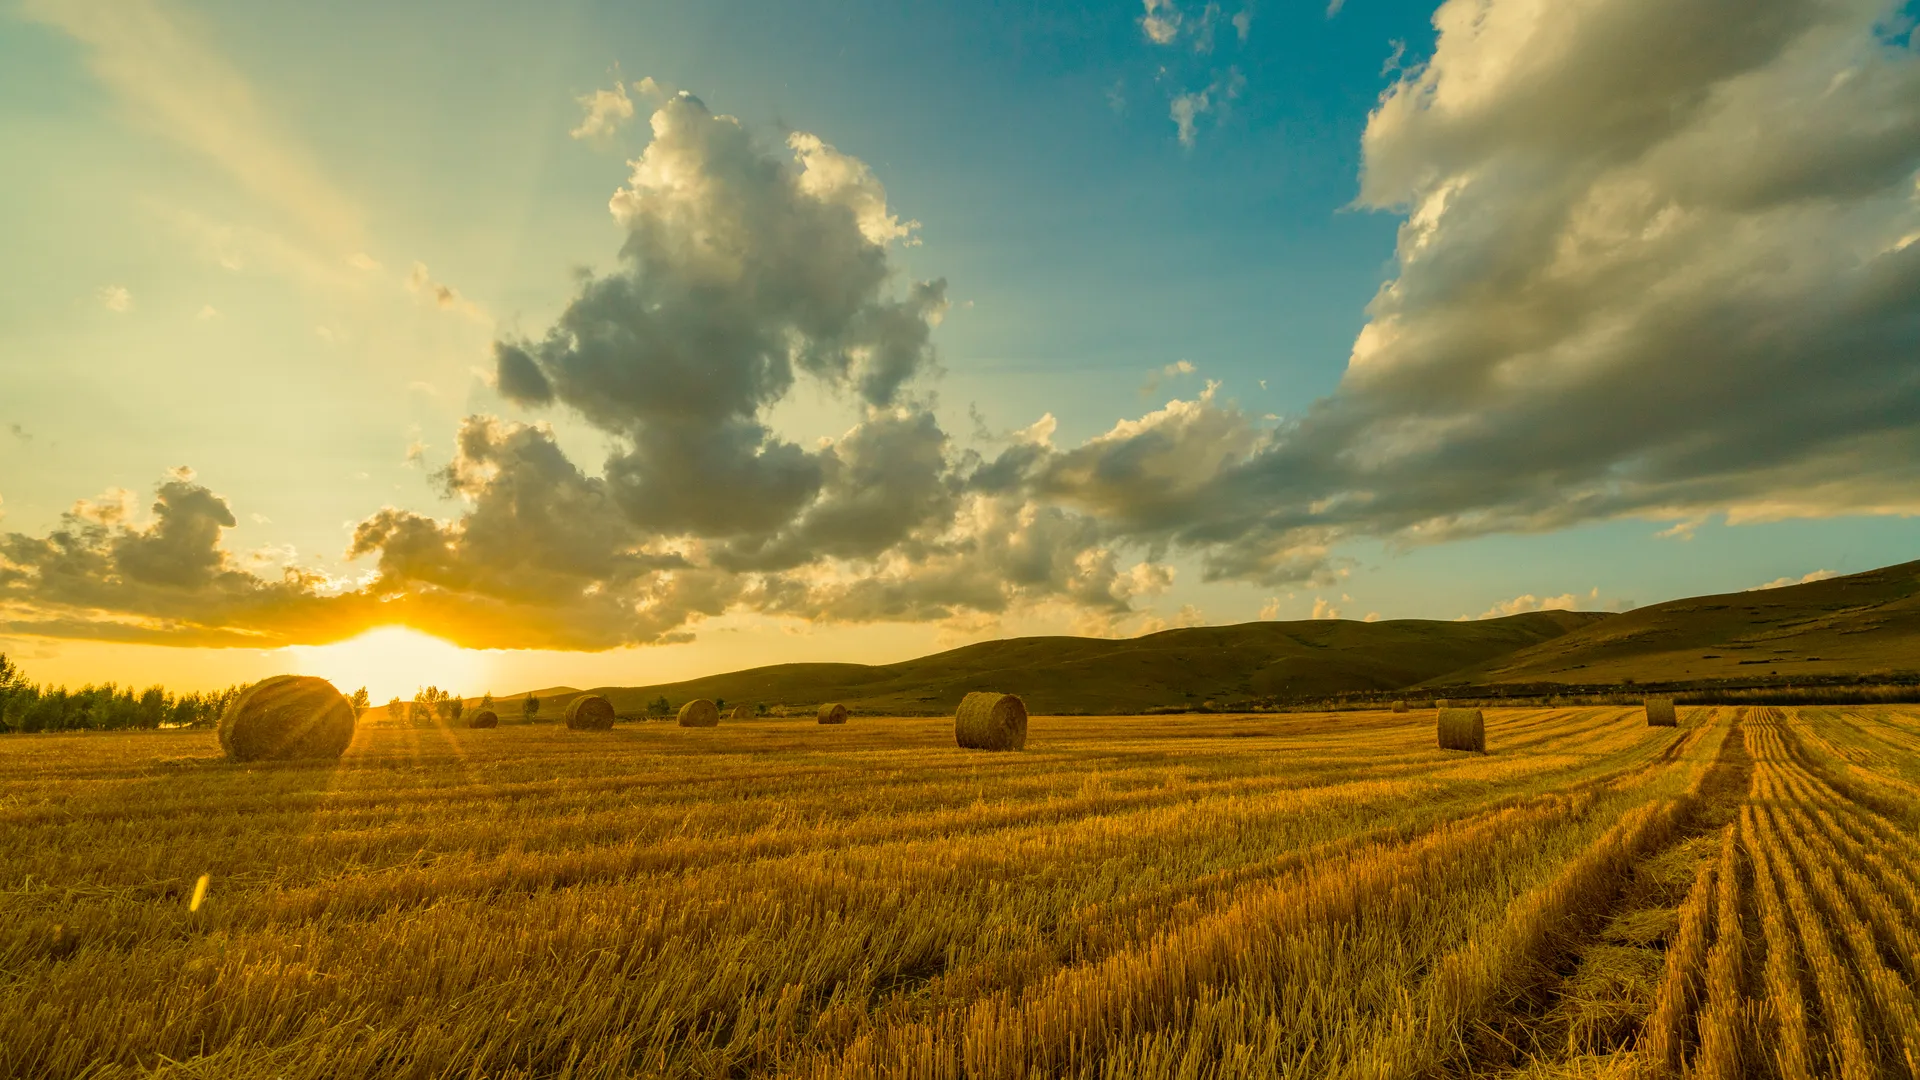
[98,285,131,313]
[1310,596,1341,620]
[1748,569,1840,591]
[1232,9,1251,40]
[195,304,218,321]
[1141,0,1182,44]
[1655,517,1706,541]
[570,78,635,142]
[1477,587,1601,620]
[1259,596,1281,619]
[1168,67,1244,146]
[1363,611,1380,622]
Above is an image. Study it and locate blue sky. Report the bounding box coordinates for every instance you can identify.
[2,0,1916,698]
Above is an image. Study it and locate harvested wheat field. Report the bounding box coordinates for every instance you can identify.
[4,705,1918,1079]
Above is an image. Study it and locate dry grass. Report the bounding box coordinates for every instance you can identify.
[1,705,1914,1079]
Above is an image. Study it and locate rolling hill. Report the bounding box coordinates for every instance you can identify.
[1432,559,1920,686]
[572,610,1607,716]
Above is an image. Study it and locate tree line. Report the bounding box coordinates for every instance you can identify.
[0,654,376,734]
[381,688,537,724]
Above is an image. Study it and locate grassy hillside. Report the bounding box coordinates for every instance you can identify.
[1434,559,1920,686]
[578,610,1607,715]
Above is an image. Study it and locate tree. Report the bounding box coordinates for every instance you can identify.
[386,696,403,722]
[0,653,24,732]
[350,687,371,718]
[447,696,464,723]
[646,695,671,718]
[523,693,540,722]
[480,692,494,710]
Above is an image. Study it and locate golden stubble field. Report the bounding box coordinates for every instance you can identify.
[4,706,1918,1079]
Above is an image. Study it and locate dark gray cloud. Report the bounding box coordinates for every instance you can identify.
[9,15,1917,652]
[0,473,373,646]
[495,92,948,543]
[1012,0,1920,584]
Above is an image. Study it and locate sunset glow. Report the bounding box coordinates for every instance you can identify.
[285,627,488,705]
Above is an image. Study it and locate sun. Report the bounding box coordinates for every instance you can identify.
[284,626,490,704]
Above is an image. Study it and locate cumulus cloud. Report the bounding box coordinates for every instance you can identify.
[1749,568,1840,591]
[1048,0,1920,586]
[1476,587,1600,620]
[570,78,635,142]
[99,285,131,313]
[0,473,370,646]
[14,14,1920,653]
[496,92,948,543]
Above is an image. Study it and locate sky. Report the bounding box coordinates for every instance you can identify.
[2,0,1918,702]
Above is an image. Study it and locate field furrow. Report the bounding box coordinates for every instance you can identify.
[2,705,1916,1080]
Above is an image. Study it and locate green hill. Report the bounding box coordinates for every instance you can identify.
[572,610,1608,716]
[1432,559,1920,686]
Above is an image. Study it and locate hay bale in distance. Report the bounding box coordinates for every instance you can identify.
[730,704,752,721]
[817,702,848,725]
[677,699,720,727]
[956,692,1027,751]
[565,694,616,731]
[1645,698,1678,727]
[1437,708,1485,752]
[468,709,499,729]
[1391,700,1409,713]
[218,675,356,762]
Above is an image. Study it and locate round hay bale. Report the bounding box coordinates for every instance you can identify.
[1437,708,1485,753]
[1390,700,1409,713]
[817,702,849,725]
[564,694,616,731]
[956,692,1027,751]
[677,699,720,728]
[468,709,499,729]
[1645,698,1678,727]
[730,704,752,721]
[217,675,355,762]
